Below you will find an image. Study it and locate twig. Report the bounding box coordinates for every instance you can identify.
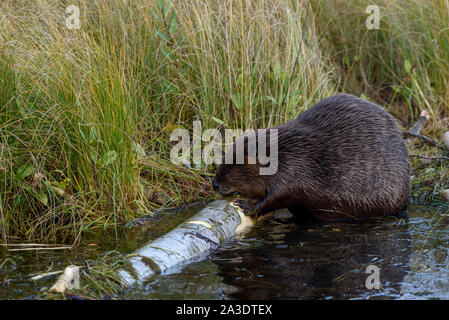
[403,131,441,147]
[64,292,95,300]
[408,110,429,135]
[403,110,444,148]
[0,243,67,247]
[30,270,63,281]
[8,246,71,252]
[409,154,449,161]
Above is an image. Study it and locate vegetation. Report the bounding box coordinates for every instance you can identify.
[0,0,447,241]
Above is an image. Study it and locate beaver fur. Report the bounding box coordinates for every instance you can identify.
[212,94,410,220]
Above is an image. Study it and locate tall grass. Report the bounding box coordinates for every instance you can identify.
[0,0,335,240]
[0,0,447,241]
[313,0,449,128]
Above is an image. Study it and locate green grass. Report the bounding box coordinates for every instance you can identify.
[0,0,447,241]
[313,0,449,126]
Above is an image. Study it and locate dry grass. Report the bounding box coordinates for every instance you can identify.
[0,0,447,241]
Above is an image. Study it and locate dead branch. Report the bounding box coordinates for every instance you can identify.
[403,131,441,147]
[50,265,80,293]
[408,110,430,136]
[403,110,446,149]
[409,154,449,161]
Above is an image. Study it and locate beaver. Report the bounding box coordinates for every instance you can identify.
[212,94,410,221]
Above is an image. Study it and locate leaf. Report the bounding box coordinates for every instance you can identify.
[156,29,169,42]
[88,126,97,145]
[79,127,87,142]
[89,149,98,164]
[231,93,241,110]
[391,84,401,93]
[164,0,173,17]
[168,11,177,33]
[49,179,70,197]
[212,117,225,125]
[360,94,370,101]
[58,178,71,189]
[17,103,28,118]
[162,79,178,93]
[36,192,48,206]
[14,194,25,208]
[50,183,65,197]
[238,72,244,85]
[151,9,162,22]
[161,48,174,62]
[404,59,412,74]
[343,56,350,67]
[133,142,147,158]
[16,165,35,181]
[102,151,118,166]
[22,185,48,206]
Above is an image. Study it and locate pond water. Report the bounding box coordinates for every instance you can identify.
[1,202,448,300]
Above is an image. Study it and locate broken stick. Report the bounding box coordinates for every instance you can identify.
[49,265,80,293]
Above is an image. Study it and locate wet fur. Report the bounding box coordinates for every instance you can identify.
[213,94,411,220]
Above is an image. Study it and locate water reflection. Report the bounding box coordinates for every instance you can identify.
[1,203,448,299]
[214,213,412,299]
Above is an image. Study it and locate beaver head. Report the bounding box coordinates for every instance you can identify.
[212,162,268,200]
[212,129,278,200]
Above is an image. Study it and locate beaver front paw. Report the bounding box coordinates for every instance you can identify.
[231,199,255,214]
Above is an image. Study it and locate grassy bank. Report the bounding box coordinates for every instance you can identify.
[0,0,447,241]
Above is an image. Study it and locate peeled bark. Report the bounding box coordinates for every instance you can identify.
[118,200,254,285]
[50,265,80,293]
[408,110,429,136]
[403,110,439,146]
[441,189,449,201]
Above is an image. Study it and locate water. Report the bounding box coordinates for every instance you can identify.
[1,202,448,300]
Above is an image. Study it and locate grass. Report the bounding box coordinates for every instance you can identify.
[313,0,449,126]
[0,0,447,242]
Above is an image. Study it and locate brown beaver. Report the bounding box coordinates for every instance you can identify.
[212,94,410,221]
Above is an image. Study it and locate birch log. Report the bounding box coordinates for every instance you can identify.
[118,200,254,285]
